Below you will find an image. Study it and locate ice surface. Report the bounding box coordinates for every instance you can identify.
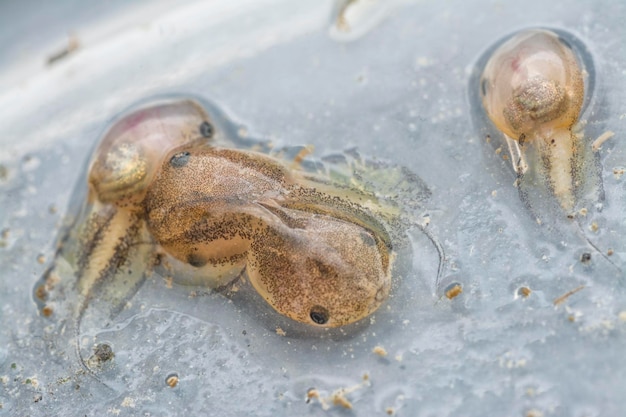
[1,0,625,416]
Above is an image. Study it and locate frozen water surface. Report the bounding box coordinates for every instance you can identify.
[1,0,626,416]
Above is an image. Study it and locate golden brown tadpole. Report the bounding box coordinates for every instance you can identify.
[143,141,403,328]
[481,29,584,141]
[88,99,216,206]
[479,29,587,211]
[43,94,426,382]
[246,207,391,328]
[478,30,620,273]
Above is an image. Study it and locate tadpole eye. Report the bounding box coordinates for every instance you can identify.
[309,306,329,325]
[169,151,190,168]
[359,231,376,247]
[186,252,207,267]
[199,121,214,138]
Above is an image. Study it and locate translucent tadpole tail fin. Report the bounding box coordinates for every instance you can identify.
[422,224,446,290]
[74,304,112,390]
[67,200,156,388]
[409,217,445,291]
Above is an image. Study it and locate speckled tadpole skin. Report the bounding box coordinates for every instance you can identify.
[145,144,395,328]
[42,97,418,351]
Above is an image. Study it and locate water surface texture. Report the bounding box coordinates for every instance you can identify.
[1,1,625,416]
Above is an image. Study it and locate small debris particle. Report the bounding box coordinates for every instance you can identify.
[445,283,463,299]
[331,390,353,410]
[517,286,532,298]
[526,409,544,417]
[568,315,576,322]
[613,167,625,180]
[618,311,626,322]
[306,377,370,411]
[47,35,80,65]
[589,222,599,232]
[56,376,71,385]
[10,363,16,370]
[275,327,287,337]
[491,190,497,197]
[386,407,395,415]
[373,346,388,357]
[163,276,173,289]
[580,253,592,264]
[553,285,585,306]
[0,228,9,247]
[35,284,48,301]
[495,147,502,155]
[578,208,588,216]
[48,204,57,214]
[33,394,42,403]
[500,354,527,369]
[306,388,320,404]
[0,164,7,180]
[37,254,46,264]
[90,343,114,365]
[237,127,249,138]
[42,305,54,317]
[121,397,136,408]
[165,373,179,388]
[608,249,614,256]
[45,270,60,286]
[292,145,314,165]
[591,130,614,151]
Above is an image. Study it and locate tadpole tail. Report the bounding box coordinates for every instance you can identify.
[74,297,115,391]
[68,205,152,392]
[415,221,446,291]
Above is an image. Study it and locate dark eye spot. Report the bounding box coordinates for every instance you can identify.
[170,151,190,168]
[481,78,488,97]
[187,253,207,267]
[309,306,329,325]
[92,343,114,363]
[199,121,214,138]
[360,231,376,247]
